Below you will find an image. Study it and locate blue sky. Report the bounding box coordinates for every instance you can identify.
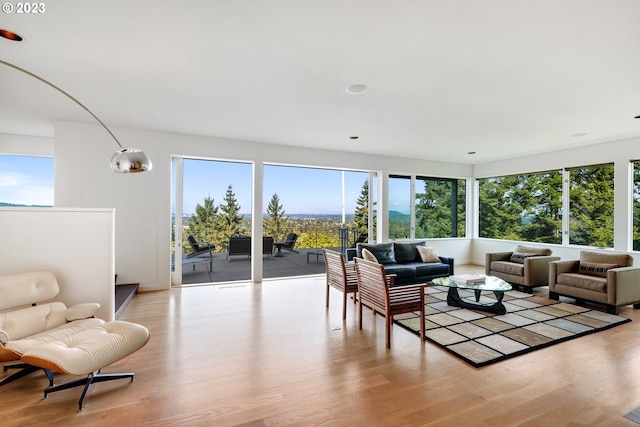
[182,159,370,215]
[1,155,408,215]
[0,155,54,206]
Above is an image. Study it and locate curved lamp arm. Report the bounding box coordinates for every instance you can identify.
[0,58,152,173]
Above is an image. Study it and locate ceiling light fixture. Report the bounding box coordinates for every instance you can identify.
[346,84,368,94]
[0,58,152,173]
[468,151,476,155]
[349,136,359,140]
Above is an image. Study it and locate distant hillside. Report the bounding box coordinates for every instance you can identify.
[389,210,409,217]
[0,202,53,208]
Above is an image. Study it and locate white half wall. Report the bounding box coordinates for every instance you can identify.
[0,207,115,321]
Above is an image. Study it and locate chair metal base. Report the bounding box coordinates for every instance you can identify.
[44,369,135,410]
[1,363,54,387]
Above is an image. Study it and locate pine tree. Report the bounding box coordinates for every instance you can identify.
[263,193,290,242]
[353,180,369,234]
[184,196,219,252]
[218,185,245,240]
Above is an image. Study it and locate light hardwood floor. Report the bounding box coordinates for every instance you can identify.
[3,265,640,426]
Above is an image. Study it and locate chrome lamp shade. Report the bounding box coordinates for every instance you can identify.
[110,148,152,173]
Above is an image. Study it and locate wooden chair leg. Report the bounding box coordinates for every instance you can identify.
[342,290,347,320]
[386,315,392,349]
[325,284,330,308]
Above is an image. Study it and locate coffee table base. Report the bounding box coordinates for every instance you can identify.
[446,287,507,315]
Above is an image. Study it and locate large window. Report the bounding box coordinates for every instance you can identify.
[568,164,614,247]
[388,175,411,239]
[388,174,466,240]
[478,171,562,243]
[633,160,640,251]
[0,155,54,207]
[416,176,466,238]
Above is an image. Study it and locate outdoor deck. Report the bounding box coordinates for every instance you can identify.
[180,247,333,285]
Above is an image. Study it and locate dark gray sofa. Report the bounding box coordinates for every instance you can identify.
[346,241,454,285]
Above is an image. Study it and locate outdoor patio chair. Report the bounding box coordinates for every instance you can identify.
[187,235,215,258]
[279,233,299,253]
[323,249,358,319]
[354,257,425,349]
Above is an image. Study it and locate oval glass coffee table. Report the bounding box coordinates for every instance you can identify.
[431,275,512,314]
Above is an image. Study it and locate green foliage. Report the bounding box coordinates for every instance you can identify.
[218,185,246,239]
[569,165,614,247]
[634,162,640,250]
[183,196,219,252]
[415,178,466,238]
[479,170,577,245]
[263,193,291,242]
[353,180,370,234]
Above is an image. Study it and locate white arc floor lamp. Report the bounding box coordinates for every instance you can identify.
[0,57,152,173]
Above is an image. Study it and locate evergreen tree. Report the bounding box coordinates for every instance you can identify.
[263,193,291,242]
[353,180,369,234]
[184,196,219,252]
[217,185,246,240]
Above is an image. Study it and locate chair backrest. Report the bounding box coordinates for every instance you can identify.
[284,233,298,248]
[0,271,60,312]
[580,251,633,267]
[263,236,274,254]
[228,236,252,255]
[324,249,348,291]
[188,235,201,252]
[354,258,388,311]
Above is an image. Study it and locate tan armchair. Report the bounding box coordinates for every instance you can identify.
[549,251,640,314]
[485,245,560,293]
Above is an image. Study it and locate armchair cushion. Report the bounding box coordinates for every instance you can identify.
[509,251,539,264]
[65,303,100,321]
[578,261,620,278]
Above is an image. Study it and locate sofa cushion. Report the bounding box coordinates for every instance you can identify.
[361,248,378,263]
[382,264,417,280]
[578,261,619,278]
[412,262,450,277]
[393,241,426,263]
[417,246,440,263]
[490,260,525,276]
[357,243,396,264]
[557,273,607,293]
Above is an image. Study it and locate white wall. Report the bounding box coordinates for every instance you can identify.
[52,121,474,290]
[7,123,640,290]
[0,207,115,321]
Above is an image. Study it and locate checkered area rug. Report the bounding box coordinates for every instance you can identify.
[394,285,631,368]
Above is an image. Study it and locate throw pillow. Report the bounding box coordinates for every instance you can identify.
[358,243,396,264]
[393,241,426,263]
[509,252,538,264]
[417,246,440,263]
[361,248,378,263]
[578,261,619,278]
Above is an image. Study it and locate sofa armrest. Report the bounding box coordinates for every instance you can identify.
[65,303,100,321]
[438,256,455,276]
[549,260,579,291]
[523,256,560,286]
[485,252,512,274]
[607,266,640,306]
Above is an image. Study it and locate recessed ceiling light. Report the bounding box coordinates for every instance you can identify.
[635,115,640,119]
[0,29,23,41]
[346,84,368,94]
[467,151,476,155]
[349,136,359,140]
[572,133,588,137]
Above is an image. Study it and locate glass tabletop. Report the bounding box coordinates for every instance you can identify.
[432,275,512,292]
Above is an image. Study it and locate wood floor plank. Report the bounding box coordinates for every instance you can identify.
[1,266,639,426]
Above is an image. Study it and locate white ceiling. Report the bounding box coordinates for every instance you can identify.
[1,0,639,164]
